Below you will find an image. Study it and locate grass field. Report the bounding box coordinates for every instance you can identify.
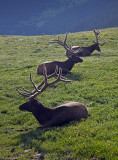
[0,28,118,160]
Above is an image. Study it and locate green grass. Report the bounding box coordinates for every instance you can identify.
[0,28,118,160]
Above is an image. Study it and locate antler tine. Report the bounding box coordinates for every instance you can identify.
[16,73,39,98]
[16,65,71,99]
[30,73,37,90]
[43,64,48,85]
[63,33,83,56]
[51,35,62,45]
[22,88,32,94]
[29,66,71,99]
[46,67,71,86]
[98,40,106,45]
[55,65,58,74]
[16,88,30,97]
[64,33,67,45]
[35,65,66,90]
[94,29,99,43]
[51,33,81,57]
[46,65,67,80]
[93,29,106,45]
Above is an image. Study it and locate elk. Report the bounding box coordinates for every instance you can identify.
[16,65,88,127]
[66,29,106,57]
[37,33,83,75]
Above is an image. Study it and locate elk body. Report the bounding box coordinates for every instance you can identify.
[37,56,83,75]
[19,99,88,127]
[37,33,83,75]
[66,30,106,57]
[17,66,88,127]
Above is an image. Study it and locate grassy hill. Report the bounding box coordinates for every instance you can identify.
[0,28,118,159]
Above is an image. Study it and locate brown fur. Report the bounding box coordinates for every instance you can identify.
[66,43,101,57]
[37,56,83,75]
[19,99,88,127]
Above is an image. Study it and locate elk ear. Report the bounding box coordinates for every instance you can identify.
[30,98,42,106]
[30,98,38,103]
[66,52,72,58]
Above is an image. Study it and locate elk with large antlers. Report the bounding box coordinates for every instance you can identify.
[37,33,83,75]
[66,29,106,57]
[16,65,88,127]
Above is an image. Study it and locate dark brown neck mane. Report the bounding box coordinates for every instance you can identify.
[82,43,98,53]
[31,101,53,126]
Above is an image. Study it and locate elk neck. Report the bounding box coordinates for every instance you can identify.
[31,100,54,125]
[62,58,75,71]
[87,43,98,53]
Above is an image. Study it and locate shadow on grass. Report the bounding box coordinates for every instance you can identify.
[63,72,83,81]
[15,126,55,153]
[16,120,83,152]
[16,119,86,145]
[92,53,118,57]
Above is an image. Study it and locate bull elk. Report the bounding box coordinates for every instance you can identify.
[16,65,88,127]
[37,33,83,75]
[66,29,106,57]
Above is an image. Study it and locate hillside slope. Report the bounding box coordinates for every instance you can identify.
[0,27,118,159]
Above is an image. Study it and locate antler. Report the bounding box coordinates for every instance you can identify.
[93,29,106,45]
[51,33,81,57]
[16,65,71,99]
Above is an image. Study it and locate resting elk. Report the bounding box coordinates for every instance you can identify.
[37,33,83,75]
[66,29,106,57]
[16,65,88,127]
